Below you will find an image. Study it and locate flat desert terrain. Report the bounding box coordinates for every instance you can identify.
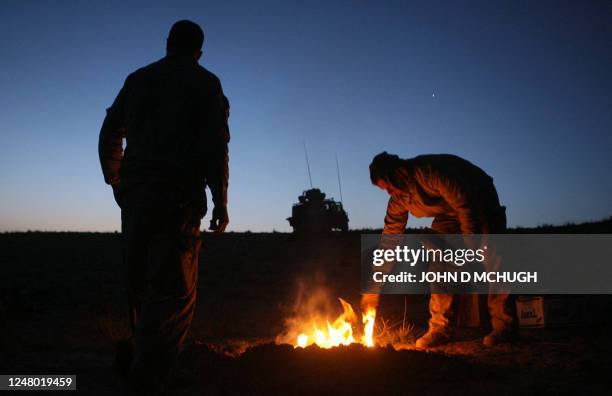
[1,222,611,394]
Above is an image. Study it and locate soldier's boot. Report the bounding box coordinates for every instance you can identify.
[415,329,451,348]
[482,330,511,347]
[415,294,453,349]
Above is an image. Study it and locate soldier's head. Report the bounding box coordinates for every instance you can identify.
[166,20,204,60]
[369,152,404,195]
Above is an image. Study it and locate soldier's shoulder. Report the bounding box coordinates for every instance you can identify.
[410,154,456,175]
[195,64,222,86]
[124,59,165,83]
[414,154,486,177]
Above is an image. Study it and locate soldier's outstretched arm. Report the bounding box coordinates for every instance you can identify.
[383,194,409,234]
[361,194,409,312]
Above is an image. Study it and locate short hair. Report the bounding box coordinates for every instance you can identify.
[167,20,204,54]
[369,151,402,185]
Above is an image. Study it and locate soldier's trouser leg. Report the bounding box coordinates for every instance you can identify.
[482,236,512,333]
[122,203,201,395]
[427,214,461,335]
[481,195,513,334]
[427,294,454,335]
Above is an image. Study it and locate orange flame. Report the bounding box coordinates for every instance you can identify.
[294,298,376,348]
[362,308,376,347]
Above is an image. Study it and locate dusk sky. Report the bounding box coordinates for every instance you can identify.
[1,0,611,232]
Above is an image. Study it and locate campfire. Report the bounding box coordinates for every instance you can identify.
[291,298,376,349]
[276,283,419,350]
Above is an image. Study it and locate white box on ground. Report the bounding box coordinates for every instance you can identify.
[516,296,545,327]
[516,296,588,328]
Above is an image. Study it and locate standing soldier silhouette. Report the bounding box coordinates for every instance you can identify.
[98,20,229,394]
[364,152,512,348]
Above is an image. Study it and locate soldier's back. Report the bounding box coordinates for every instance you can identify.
[120,56,222,190]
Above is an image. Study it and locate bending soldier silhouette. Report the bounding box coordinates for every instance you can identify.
[98,20,229,394]
[364,152,512,348]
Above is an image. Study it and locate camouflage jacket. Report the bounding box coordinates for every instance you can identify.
[98,55,229,211]
[383,154,502,234]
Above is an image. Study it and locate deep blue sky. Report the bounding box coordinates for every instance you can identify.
[1,1,611,232]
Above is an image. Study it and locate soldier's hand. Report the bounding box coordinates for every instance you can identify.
[111,183,122,208]
[209,205,229,233]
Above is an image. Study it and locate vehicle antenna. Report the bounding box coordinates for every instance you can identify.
[335,152,344,204]
[303,140,313,188]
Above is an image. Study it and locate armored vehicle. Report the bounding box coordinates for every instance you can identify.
[287,188,349,233]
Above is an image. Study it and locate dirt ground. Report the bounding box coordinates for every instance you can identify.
[1,230,611,395]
